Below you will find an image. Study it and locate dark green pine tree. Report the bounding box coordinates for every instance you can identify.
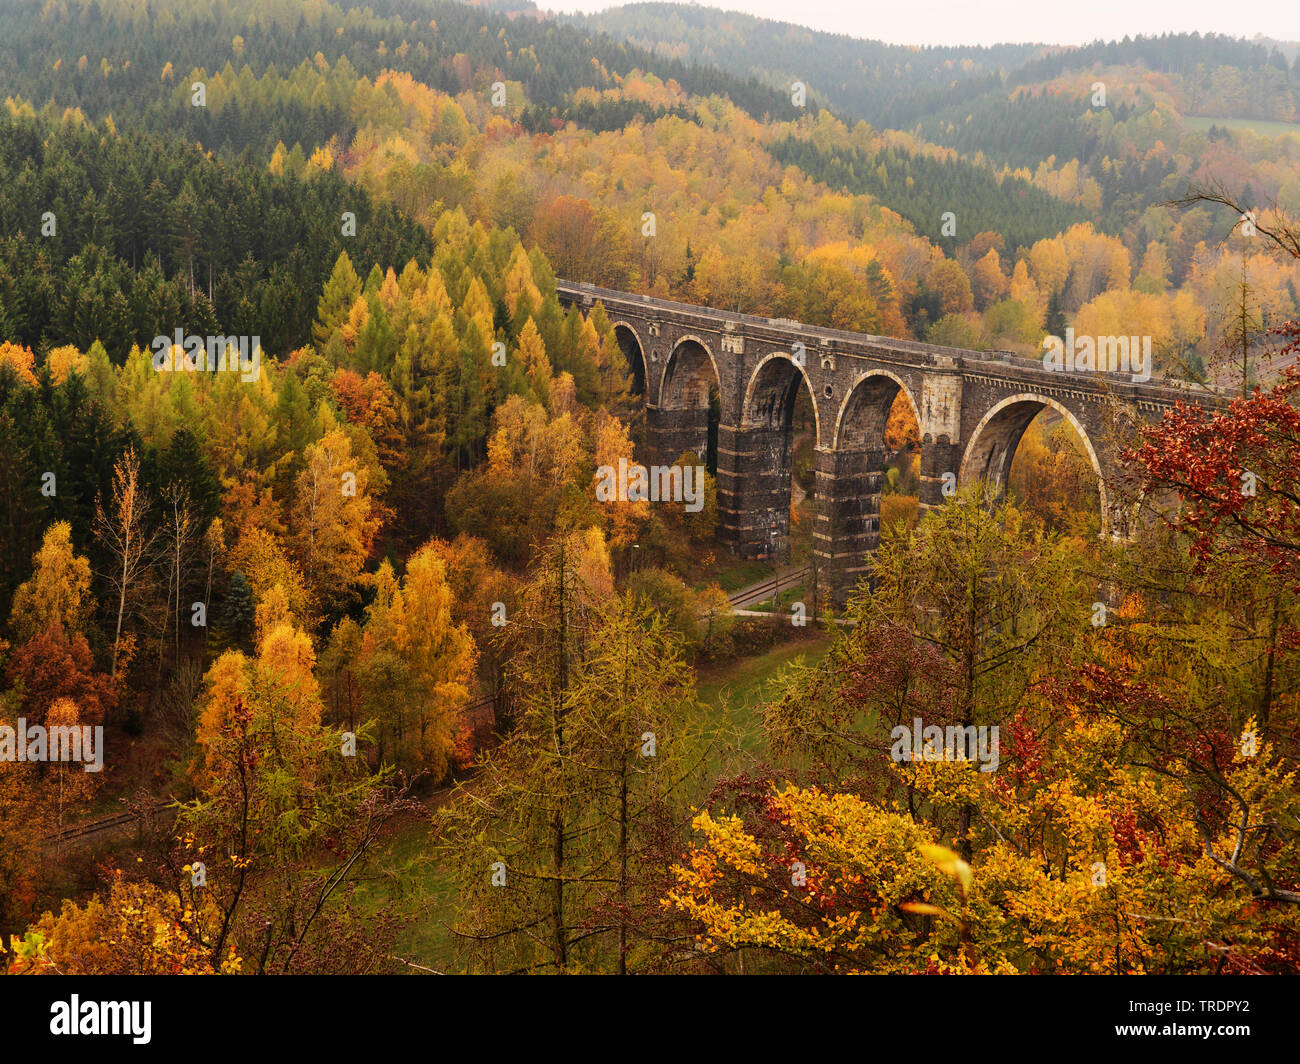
[160,428,222,527]
[220,570,256,652]
[1045,289,1067,339]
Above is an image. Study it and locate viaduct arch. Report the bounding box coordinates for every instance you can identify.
[558,281,1214,602]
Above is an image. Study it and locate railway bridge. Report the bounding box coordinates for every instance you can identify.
[557,280,1207,600]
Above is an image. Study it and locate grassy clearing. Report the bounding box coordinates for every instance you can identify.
[746,584,807,613]
[1182,114,1300,139]
[706,559,773,593]
[353,802,460,974]
[695,632,832,760]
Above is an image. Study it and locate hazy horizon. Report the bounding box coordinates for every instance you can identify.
[555,0,1297,49]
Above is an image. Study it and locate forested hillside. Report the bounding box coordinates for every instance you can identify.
[0,0,1298,988]
[0,116,430,357]
[569,2,1047,126]
[0,0,797,143]
[575,6,1300,123]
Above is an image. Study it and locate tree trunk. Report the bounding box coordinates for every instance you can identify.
[618,753,629,976]
[551,537,569,972]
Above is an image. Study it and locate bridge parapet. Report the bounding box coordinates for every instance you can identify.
[559,280,1225,603]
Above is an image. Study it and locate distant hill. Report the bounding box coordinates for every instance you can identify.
[570,6,1300,127]
[566,2,1047,127]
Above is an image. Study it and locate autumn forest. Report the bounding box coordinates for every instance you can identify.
[0,0,1298,1001]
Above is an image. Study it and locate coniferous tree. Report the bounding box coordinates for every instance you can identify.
[220,570,256,652]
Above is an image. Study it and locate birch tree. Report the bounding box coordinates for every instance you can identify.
[95,447,157,681]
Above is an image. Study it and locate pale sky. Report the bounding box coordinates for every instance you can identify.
[554,0,1299,49]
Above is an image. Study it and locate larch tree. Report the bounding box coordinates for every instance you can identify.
[291,427,380,620]
[314,251,363,347]
[784,485,1084,860]
[391,542,478,777]
[441,527,704,974]
[185,619,413,974]
[517,316,553,406]
[353,545,477,779]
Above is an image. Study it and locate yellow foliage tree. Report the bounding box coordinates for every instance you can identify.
[0,341,37,385]
[10,522,93,643]
[591,411,647,554]
[46,345,87,384]
[667,784,1014,973]
[292,428,380,618]
[356,543,477,778]
[6,871,237,975]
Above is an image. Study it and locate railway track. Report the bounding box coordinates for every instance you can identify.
[43,699,504,848]
[47,803,172,845]
[727,566,810,610]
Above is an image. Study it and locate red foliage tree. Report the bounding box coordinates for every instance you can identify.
[1128,321,1300,581]
[5,624,115,727]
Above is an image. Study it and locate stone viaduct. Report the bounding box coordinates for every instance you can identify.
[557,280,1208,600]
